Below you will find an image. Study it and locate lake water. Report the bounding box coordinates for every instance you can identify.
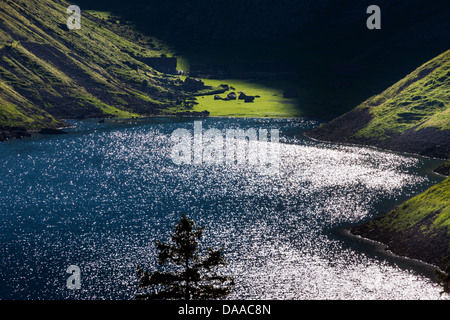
[0,117,447,300]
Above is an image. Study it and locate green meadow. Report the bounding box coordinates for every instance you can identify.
[169,77,303,118]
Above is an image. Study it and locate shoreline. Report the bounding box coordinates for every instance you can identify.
[303,130,449,162]
[305,124,449,276]
[338,228,445,277]
[306,124,449,278]
[0,115,315,142]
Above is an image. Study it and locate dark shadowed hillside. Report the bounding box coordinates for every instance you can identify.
[74,0,450,117]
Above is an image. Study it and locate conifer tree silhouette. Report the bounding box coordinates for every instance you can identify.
[136,214,234,300]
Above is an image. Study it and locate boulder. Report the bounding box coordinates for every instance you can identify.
[227,92,237,100]
[238,92,247,100]
[244,95,255,103]
[183,77,205,91]
[214,94,222,100]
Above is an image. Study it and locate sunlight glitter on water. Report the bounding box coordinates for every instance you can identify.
[0,118,447,299]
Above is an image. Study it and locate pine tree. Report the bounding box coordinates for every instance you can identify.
[136,214,234,300]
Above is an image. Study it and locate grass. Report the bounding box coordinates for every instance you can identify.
[172,77,302,118]
[0,78,63,128]
[85,10,115,20]
[1,1,307,129]
[77,95,140,118]
[369,177,450,236]
[0,99,40,127]
[0,1,185,129]
[352,50,450,140]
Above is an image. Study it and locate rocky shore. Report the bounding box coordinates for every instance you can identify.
[306,108,450,160]
[348,173,449,271]
[434,161,450,176]
[350,214,449,270]
[0,126,31,142]
[307,49,450,274]
[307,113,449,270]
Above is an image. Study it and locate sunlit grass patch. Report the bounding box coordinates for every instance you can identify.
[188,78,302,118]
[352,50,450,140]
[371,177,450,236]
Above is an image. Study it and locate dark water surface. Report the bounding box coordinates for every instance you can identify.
[0,117,447,299]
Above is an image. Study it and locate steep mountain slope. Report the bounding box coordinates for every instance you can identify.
[0,0,183,138]
[310,49,450,270]
[308,49,450,159]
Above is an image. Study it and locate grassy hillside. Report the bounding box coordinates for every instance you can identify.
[315,50,450,270]
[351,176,450,269]
[380,177,450,234]
[308,49,450,159]
[0,0,305,139]
[353,50,450,140]
[0,0,184,134]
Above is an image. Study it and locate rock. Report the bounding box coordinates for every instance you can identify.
[244,95,255,103]
[434,162,450,176]
[238,92,255,102]
[183,77,205,91]
[283,87,298,98]
[227,92,237,100]
[219,84,229,90]
[214,94,222,100]
[0,126,30,142]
